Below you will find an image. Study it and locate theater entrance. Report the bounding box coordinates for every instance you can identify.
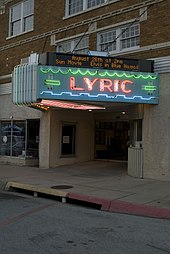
[95,121,129,161]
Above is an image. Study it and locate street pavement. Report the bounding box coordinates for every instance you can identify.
[0,160,170,219]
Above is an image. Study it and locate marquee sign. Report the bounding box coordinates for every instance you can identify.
[55,53,140,71]
[38,66,159,104]
[46,52,153,72]
[12,64,159,105]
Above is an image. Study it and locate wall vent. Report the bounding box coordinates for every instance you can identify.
[152,56,170,73]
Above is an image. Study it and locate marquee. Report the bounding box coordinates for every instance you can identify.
[12,64,159,105]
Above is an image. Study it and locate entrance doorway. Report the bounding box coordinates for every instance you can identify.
[61,124,76,155]
[95,121,129,161]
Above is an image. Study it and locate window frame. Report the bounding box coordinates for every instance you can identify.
[67,0,83,16]
[97,23,140,54]
[56,35,89,54]
[65,0,120,17]
[0,119,39,158]
[8,0,34,38]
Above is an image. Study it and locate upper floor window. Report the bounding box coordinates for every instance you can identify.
[121,24,139,50]
[68,0,83,15]
[9,0,34,37]
[97,23,140,54]
[65,0,118,16]
[88,0,105,8]
[56,36,89,54]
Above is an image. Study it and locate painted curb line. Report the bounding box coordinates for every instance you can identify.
[4,182,170,219]
[66,192,111,211]
[109,200,170,219]
[67,192,170,219]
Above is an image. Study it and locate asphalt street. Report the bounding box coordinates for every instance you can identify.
[0,190,170,254]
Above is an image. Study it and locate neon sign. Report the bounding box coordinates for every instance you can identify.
[12,64,159,105]
[70,77,134,94]
[38,66,159,104]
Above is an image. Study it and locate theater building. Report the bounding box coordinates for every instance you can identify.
[0,0,170,181]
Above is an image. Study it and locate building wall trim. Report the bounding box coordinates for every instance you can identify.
[0,74,12,80]
[0,82,11,95]
[111,41,170,57]
[152,56,170,73]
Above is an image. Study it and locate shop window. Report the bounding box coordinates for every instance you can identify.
[0,119,39,158]
[9,0,34,37]
[61,124,76,155]
[12,121,25,157]
[0,121,12,156]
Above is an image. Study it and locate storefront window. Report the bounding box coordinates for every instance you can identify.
[12,121,25,157]
[0,120,39,158]
[0,121,12,156]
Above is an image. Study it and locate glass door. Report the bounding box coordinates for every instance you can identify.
[61,124,76,155]
[95,121,129,160]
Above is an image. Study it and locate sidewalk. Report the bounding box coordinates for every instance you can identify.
[0,160,170,219]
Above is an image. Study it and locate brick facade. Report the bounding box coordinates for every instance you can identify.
[0,0,170,82]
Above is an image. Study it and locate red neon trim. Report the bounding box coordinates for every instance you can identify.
[70,77,84,91]
[121,80,134,94]
[100,79,112,92]
[83,78,98,91]
[36,100,105,110]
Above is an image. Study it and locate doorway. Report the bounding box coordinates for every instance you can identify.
[95,121,129,161]
[61,124,76,155]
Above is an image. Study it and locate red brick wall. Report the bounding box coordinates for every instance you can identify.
[140,1,170,46]
[0,0,170,80]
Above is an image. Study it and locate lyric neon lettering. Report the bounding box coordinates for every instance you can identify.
[70,77,133,94]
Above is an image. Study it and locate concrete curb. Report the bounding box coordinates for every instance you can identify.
[3,181,170,220]
[5,181,68,200]
[67,192,170,219]
[0,180,7,191]
[66,192,111,211]
[109,200,170,220]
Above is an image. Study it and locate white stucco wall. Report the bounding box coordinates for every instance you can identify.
[0,94,41,120]
[39,111,51,168]
[143,73,170,181]
[39,109,94,168]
